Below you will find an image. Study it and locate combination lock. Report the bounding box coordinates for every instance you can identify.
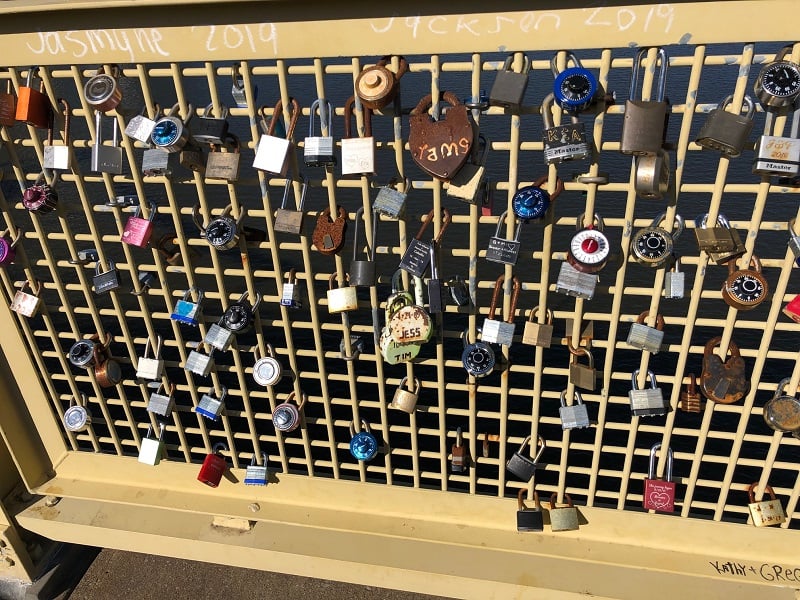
[630,213,684,268]
[68,333,109,369]
[193,203,244,251]
[754,45,800,109]
[511,175,563,221]
[721,255,769,310]
[252,344,282,387]
[567,214,610,274]
[220,291,261,333]
[151,103,192,153]
[461,329,496,378]
[551,51,599,112]
[349,420,379,461]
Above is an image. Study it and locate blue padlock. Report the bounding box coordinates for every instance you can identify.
[511,176,564,222]
[551,52,599,112]
[349,420,379,461]
[170,287,204,326]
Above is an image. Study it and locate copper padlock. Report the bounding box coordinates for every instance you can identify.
[408,91,474,181]
[679,373,704,413]
[701,337,748,404]
[0,77,16,126]
[16,66,50,128]
[355,55,408,110]
[312,206,347,255]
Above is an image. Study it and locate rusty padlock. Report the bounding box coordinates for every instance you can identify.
[312,205,347,256]
[355,55,408,110]
[701,337,748,404]
[0,76,16,127]
[408,92,474,181]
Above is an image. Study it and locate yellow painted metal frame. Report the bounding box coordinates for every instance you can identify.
[0,1,798,598]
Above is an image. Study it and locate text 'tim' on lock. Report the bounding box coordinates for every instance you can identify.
[506,435,545,481]
[643,443,676,512]
[516,488,544,532]
[629,369,670,417]
[253,98,300,176]
[43,98,72,171]
[620,47,669,156]
[341,96,375,176]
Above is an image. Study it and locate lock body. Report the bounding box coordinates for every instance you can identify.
[559,391,591,430]
[122,204,156,248]
[399,239,432,277]
[274,209,305,235]
[254,134,291,175]
[701,337,747,404]
[621,101,669,155]
[136,357,164,381]
[664,258,685,299]
[327,282,358,314]
[184,349,214,376]
[447,137,489,203]
[695,96,755,157]
[748,484,786,527]
[195,392,224,421]
[485,212,521,265]
[204,323,235,352]
[205,141,240,181]
[138,436,164,466]
[147,391,175,417]
[197,451,227,487]
[753,135,800,176]
[244,463,268,486]
[522,320,553,348]
[373,185,407,219]
[341,136,375,176]
[389,377,420,413]
[281,281,302,309]
[304,98,336,167]
[626,312,665,354]
[125,112,158,144]
[629,369,669,416]
[550,504,580,532]
[643,479,676,512]
[634,150,670,200]
[312,206,347,255]
[93,262,121,295]
[171,297,203,326]
[408,92,473,181]
[569,352,596,391]
[489,55,530,110]
[556,262,597,299]
[517,506,544,532]
[192,104,229,145]
[142,148,174,176]
[462,341,495,378]
[543,121,590,164]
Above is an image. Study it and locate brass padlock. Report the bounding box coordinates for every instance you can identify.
[679,373,704,413]
[620,47,669,156]
[312,206,347,256]
[489,54,530,111]
[326,273,358,313]
[389,376,420,413]
[549,494,580,532]
[522,306,553,348]
[763,377,800,433]
[408,92,474,181]
[205,134,240,181]
[747,482,786,527]
[274,177,308,235]
[693,213,745,265]
[355,55,408,111]
[695,95,755,158]
[721,255,769,311]
[569,346,596,391]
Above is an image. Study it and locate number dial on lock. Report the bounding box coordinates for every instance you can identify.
[722,272,768,309]
[556,72,595,111]
[632,229,672,266]
[206,219,237,249]
[755,61,800,108]
[568,229,610,273]
[63,405,90,431]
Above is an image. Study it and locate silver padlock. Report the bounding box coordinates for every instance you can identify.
[349,207,377,287]
[626,311,665,354]
[147,382,175,417]
[244,452,269,486]
[664,255,685,299]
[555,261,597,300]
[634,148,670,200]
[204,322,235,352]
[142,146,175,177]
[372,178,408,220]
[481,276,521,347]
[341,96,375,176]
[253,99,299,176]
[93,260,122,295]
[136,335,164,380]
[447,135,490,203]
[171,287,204,326]
[125,104,160,144]
[138,422,166,466]
[230,63,252,108]
[195,386,227,421]
[10,280,42,317]
[91,111,123,174]
[389,376,420,413]
[304,97,336,167]
[753,104,800,177]
[63,393,91,432]
[506,435,545,481]
[280,269,302,309]
[252,343,283,387]
[485,210,522,266]
[620,47,669,156]
[695,95,755,158]
[184,345,215,377]
[43,98,72,170]
[541,93,590,164]
[629,369,670,417]
[559,389,591,430]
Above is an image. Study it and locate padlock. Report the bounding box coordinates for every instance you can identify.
[179,140,206,174]
[450,427,469,473]
[461,328,496,378]
[230,63,254,108]
[427,241,444,315]
[559,389,591,430]
[68,333,110,370]
[197,443,227,487]
[701,337,747,404]
[567,213,610,274]
[304,98,336,167]
[340,334,365,362]
[220,291,261,335]
[10,280,42,317]
[541,94,591,164]
[204,324,235,354]
[93,350,122,388]
[355,55,408,110]
[0,228,22,267]
[626,311,665,354]
[695,95,755,157]
[380,272,423,365]
[373,177,409,220]
[399,209,451,277]
[389,376,420,413]
[634,149,671,200]
[125,104,160,144]
[522,306,553,348]
[151,103,193,153]
[512,175,564,222]
[643,443,676,512]
[620,47,669,155]
[516,488,544,532]
[204,134,240,181]
[721,255,769,310]
[90,111,123,174]
[552,51,601,110]
[22,171,58,215]
[16,66,50,128]
[629,369,669,417]
[679,373,704,413]
[122,201,157,248]
[753,104,800,176]
[481,276,521,347]
[312,205,347,256]
[663,255,685,299]
[93,260,121,295]
[138,423,166,466]
[763,377,800,433]
[349,420,379,461]
[326,273,358,314]
[783,295,800,323]
[569,347,596,391]
[754,45,800,109]
[184,345,215,377]
[555,261,597,300]
[388,296,432,344]
[244,452,269,486]
[193,203,244,251]
[0,78,16,127]
[349,207,377,287]
[506,435,545,481]
[195,386,227,421]
[147,382,176,418]
[341,96,375,175]
[789,217,800,267]
[142,146,175,177]
[281,269,302,309]
[489,54,530,110]
[136,335,164,381]
[446,275,471,308]
[447,135,490,203]
[171,287,204,326]
[63,393,91,432]
[252,343,283,387]
[43,98,72,170]
[83,65,122,113]
[485,211,522,265]
[549,494,580,532]
[253,98,300,176]
[693,213,745,264]
[192,103,229,145]
[273,177,308,235]
[747,482,786,527]
[272,391,306,433]
[408,92,474,181]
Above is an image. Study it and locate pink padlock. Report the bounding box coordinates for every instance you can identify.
[783,295,800,323]
[643,443,676,513]
[197,443,227,487]
[0,227,22,266]
[122,201,157,248]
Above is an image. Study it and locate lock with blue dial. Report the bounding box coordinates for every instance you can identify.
[150,103,192,153]
[512,176,564,221]
[551,52,599,112]
[349,420,379,461]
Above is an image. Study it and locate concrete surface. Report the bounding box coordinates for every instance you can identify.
[67,549,450,600]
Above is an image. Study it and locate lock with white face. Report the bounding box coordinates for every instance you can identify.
[63,393,91,432]
[567,213,610,274]
[631,213,683,268]
[252,344,283,387]
[10,279,42,317]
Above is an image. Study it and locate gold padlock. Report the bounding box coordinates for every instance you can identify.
[568,346,596,391]
[326,273,358,314]
[389,376,420,413]
[522,306,553,348]
[747,482,786,527]
[549,493,580,532]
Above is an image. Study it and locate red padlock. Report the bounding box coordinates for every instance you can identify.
[643,443,676,513]
[197,443,227,487]
[783,295,800,323]
[122,201,157,248]
[16,66,51,128]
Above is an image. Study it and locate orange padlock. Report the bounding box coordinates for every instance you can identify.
[15,66,50,128]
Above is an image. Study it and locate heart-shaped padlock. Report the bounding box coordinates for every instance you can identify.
[408,91,474,181]
[312,206,347,255]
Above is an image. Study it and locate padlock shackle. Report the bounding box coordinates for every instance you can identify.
[540,93,556,130]
[773,377,796,401]
[718,94,755,119]
[191,203,206,234]
[576,211,604,231]
[264,98,300,138]
[349,419,371,437]
[434,209,452,243]
[747,481,777,503]
[549,493,575,509]
[182,286,204,304]
[652,212,684,241]
[501,53,531,75]
[728,253,762,275]
[410,91,464,120]
[142,334,163,360]
[308,97,333,137]
[284,390,307,411]
[629,47,668,102]
[648,442,673,482]
[376,55,409,79]
[685,372,698,396]
[343,95,373,139]
[328,272,349,290]
[569,346,594,369]
[24,66,41,88]
[559,389,584,408]
[527,305,553,325]
[704,336,741,359]
[631,368,658,391]
[487,275,505,321]
[455,426,463,448]
[211,442,227,455]
[636,310,665,331]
